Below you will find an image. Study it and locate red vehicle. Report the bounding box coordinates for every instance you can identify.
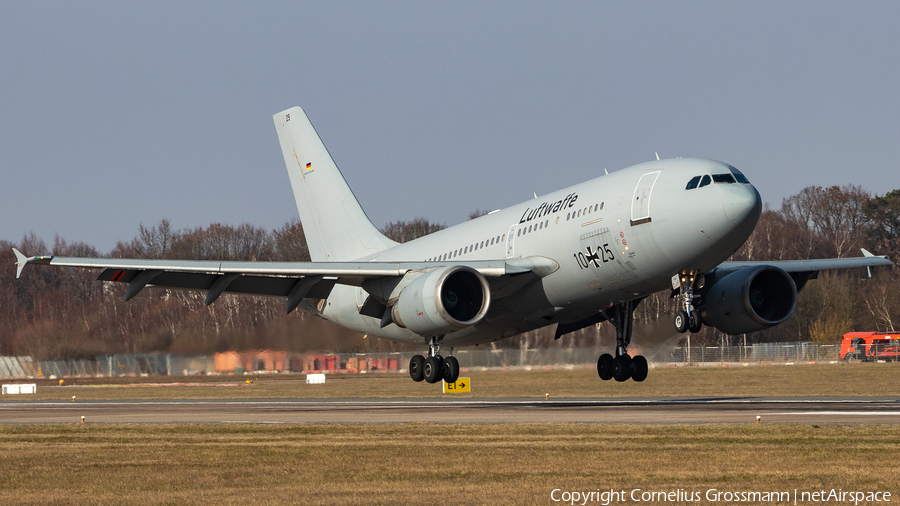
[840,332,900,362]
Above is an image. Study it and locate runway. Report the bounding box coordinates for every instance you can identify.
[2,397,900,424]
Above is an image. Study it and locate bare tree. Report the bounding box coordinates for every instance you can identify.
[272,218,310,261]
[865,189,900,262]
[129,219,178,259]
[381,217,446,243]
[781,185,870,258]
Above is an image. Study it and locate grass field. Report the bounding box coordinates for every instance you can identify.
[7,362,900,401]
[0,423,897,505]
[3,364,900,504]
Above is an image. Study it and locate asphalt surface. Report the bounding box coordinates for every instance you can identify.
[2,397,900,424]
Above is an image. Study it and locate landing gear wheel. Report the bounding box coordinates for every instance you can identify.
[409,355,425,382]
[597,354,614,381]
[423,356,443,384]
[631,355,648,382]
[443,356,460,384]
[688,310,703,333]
[613,355,633,382]
[674,310,688,333]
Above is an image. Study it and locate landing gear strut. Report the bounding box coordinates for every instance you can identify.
[674,272,703,334]
[409,336,460,384]
[597,301,649,383]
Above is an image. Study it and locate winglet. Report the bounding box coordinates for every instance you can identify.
[12,248,54,279]
[861,248,884,278]
[12,248,30,279]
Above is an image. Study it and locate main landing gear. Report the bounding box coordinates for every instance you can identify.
[673,272,703,334]
[409,336,460,384]
[596,301,649,383]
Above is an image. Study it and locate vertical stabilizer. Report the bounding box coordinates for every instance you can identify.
[273,107,397,261]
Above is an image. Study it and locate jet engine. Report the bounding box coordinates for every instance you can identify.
[391,266,491,336]
[702,265,797,335]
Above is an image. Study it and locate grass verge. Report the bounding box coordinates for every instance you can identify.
[7,362,900,400]
[0,423,897,505]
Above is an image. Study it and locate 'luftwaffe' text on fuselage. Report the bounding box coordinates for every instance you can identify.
[519,193,579,224]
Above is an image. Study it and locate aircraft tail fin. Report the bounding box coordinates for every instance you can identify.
[273,107,397,261]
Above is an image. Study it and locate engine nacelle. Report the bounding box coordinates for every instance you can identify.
[391,266,491,336]
[702,265,797,335]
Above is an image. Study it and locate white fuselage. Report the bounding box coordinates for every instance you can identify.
[319,157,761,347]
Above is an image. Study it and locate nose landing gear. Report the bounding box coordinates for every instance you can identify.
[673,272,703,334]
[409,336,460,384]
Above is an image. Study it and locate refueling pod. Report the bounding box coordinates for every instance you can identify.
[391,266,491,336]
[702,265,797,335]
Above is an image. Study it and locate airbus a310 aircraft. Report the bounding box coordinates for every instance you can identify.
[14,107,893,384]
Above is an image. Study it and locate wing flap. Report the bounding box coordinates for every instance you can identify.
[98,268,336,299]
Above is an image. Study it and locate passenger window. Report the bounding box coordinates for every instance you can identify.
[600,202,604,210]
[686,176,701,190]
[698,175,711,188]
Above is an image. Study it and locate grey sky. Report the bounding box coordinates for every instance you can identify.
[2,2,897,253]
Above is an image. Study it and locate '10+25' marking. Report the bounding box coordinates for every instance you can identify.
[575,244,614,270]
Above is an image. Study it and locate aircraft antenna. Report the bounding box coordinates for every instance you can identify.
[655,152,660,161]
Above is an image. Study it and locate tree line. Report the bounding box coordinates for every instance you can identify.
[1,186,897,360]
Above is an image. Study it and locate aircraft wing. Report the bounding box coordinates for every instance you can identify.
[713,248,893,275]
[12,248,557,309]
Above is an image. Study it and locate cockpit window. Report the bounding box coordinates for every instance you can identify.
[698,175,711,188]
[729,166,750,184]
[685,176,701,190]
[712,173,736,184]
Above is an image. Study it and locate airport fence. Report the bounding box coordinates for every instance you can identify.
[0,342,848,379]
[670,342,840,364]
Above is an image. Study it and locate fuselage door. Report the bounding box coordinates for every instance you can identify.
[631,171,661,226]
[505,224,518,259]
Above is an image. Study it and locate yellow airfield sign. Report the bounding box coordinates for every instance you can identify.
[443,377,471,393]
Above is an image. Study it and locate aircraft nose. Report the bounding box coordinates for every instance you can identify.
[723,184,762,224]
